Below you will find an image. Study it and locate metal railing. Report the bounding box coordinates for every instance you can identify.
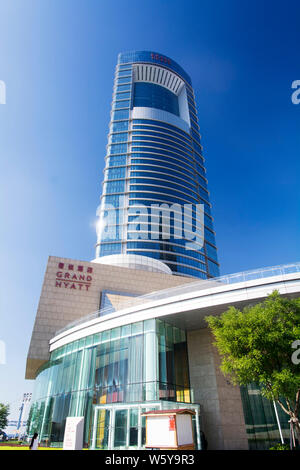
[55,262,300,336]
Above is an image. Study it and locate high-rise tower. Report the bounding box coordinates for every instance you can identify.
[94,51,219,279]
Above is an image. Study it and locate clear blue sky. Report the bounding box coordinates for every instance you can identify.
[0,0,299,419]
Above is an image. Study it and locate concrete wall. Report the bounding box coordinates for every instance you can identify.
[187,328,248,450]
[26,255,193,379]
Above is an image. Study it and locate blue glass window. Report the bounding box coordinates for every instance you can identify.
[196,185,209,202]
[191,119,200,132]
[197,173,207,188]
[130,165,194,182]
[208,259,220,277]
[113,100,130,109]
[130,171,195,189]
[102,194,125,207]
[131,153,195,173]
[133,82,179,117]
[99,243,122,256]
[132,126,193,149]
[104,180,125,194]
[116,84,131,93]
[204,215,214,231]
[131,135,194,157]
[98,224,123,241]
[130,144,200,167]
[99,208,124,225]
[128,204,206,234]
[117,77,132,85]
[117,70,132,77]
[131,146,197,170]
[172,264,207,278]
[129,185,198,203]
[108,143,127,154]
[204,228,216,246]
[111,121,128,132]
[206,243,218,261]
[112,110,129,121]
[193,141,202,156]
[106,155,127,167]
[111,133,128,143]
[129,178,198,198]
[106,167,126,179]
[188,101,197,116]
[115,92,131,100]
[126,241,206,261]
[130,157,206,182]
[191,128,201,142]
[133,119,190,139]
[129,196,211,218]
[118,64,132,71]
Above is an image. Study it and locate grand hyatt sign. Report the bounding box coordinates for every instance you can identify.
[55,262,93,291]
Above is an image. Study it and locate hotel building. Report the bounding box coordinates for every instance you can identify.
[25,52,299,450]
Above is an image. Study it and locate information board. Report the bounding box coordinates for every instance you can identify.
[63,417,84,450]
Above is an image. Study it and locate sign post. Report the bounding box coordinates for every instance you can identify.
[63,417,84,450]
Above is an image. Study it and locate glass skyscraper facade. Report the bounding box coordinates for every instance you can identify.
[95,51,220,279]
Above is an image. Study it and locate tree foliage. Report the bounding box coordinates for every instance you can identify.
[0,403,10,431]
[206,291,300,442]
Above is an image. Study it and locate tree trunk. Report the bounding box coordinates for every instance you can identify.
[294,417,300,447]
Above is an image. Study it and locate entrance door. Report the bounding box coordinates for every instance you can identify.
[93,403,187,449]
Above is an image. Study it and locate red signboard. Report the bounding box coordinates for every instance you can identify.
[169,416,176,431]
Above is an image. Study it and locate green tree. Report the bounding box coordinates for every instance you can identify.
[0,403,10,431]
[206,291,300,446]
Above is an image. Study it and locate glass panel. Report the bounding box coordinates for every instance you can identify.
[115,92,131,100]
[117,76,131,84]
[117,70,132,77]
[240,384,290,449]
[112,109,129,121]
[116,84,131,92]
[96,409,110,449]
[129,408,138,446]
[114,409,127,447]
[131,322,143,335]
[133,82,179,116]
[113,100,130,109]
[111,327,121,340]
[144,319,156,332]
[111,121,128,132]
[111,132,128,143]
[93,332,102,345]
[121,324,131,338]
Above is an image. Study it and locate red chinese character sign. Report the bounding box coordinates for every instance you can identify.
[169,416,176,431]
[151,53,171,65]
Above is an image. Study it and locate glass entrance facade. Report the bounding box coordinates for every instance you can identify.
[91,402,201,450]
[27,319,199,448]
[95,51,220,279]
